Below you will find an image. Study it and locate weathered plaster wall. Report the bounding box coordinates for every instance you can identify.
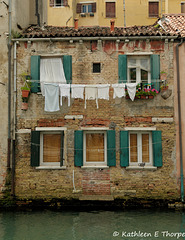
[15,39,178,200]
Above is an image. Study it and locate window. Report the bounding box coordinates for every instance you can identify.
[118,54,160,91]
[181,2,185,13]
[76,3,96,14]
[129,132,153,166]
[93,63,101,73]
[127,56,151,84]
[74,129,116,167]
[149,2,159,17]
[31,128,66,168]
[49,0,68,7]
[84,131,107,166]
[120,130,163,168]
[106,2,115,18]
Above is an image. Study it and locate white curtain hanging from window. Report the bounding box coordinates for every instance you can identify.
[128,58,150,72]
[40,58,66,96]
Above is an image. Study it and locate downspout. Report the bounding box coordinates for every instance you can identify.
[176,38,184,202]
[35,0,40,26]
[161,0,163,16]
[11,41,17,196]
[7,0,12,169]
[123,0,126,27]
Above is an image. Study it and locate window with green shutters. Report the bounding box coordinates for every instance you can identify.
[31,130,65,168]
[118,54,160,91]
[74,130,116,167]
[30,55,72,93]
[120,130,162,168]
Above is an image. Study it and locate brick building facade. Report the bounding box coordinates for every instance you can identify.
[13,22,179,202]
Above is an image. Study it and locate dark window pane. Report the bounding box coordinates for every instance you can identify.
[93,63,101,73]
[130,68,136,82]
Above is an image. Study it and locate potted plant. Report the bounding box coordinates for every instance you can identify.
[160,71,167,80]
[20,72,31,110]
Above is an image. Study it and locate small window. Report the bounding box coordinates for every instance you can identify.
[76,3,96,14]
[50,0,68,7]
[83,131,107,167]
[82,4,92,13]
[127,56,151,84]
[181,3,185,13]
[93,63,101,73]
[148,1,159,17]
[129,132,153,166]
[106,2,116,18]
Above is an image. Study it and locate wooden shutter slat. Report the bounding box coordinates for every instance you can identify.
[60,131,64,166]
[118,55,127,83]
[31,55,40,93]
[120,131,129,167]
[130,134,137,163]
[63,55,72,84]
[74,130,83,167]
[107,130,116,166]
[152,131,163,167]
[31,131,40,167]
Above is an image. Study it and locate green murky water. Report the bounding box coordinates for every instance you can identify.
[0,209,184,240]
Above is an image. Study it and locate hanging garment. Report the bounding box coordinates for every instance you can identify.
[44,83,60,112]
[97,84,110,100]
[59,84,71,107]
[85,86,98,109]
[71,84,85,99]
[126,83,137,101]
[112,84,125,98]
[40,58,66,96]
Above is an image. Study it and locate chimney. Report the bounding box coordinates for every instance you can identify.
[74,18,78,30]
[110,19,115,32]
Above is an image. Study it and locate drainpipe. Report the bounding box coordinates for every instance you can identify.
[35,0,40,26]
[176,38,184,202]
[161,0,163,16]
[7,0,12,170]
[123,0,126,27]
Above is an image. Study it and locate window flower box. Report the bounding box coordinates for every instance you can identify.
[125,84,158,100]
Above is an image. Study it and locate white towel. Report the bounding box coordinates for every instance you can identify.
[59,84,70,107]
[85,87,98,109]
[71,84,85,99]
[97,84,110,100]
[112,84,125,98]
[126,83,137,101]
[44,83,60,112]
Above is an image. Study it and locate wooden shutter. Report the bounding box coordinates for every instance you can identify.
[31,131,40,167]
[31,55,40,93]
[149,2,159,17]
[76,3,82,13]
[152,131,163,167]
[106,2,115,18]
[50,0,54,7]
[150,54,160,91]
[120,131,129,167]
[181,3,185,13]
[63,0,68,6]
[60,131,64,166]
[92,3,96,12]
[118,55,127,83]
[63,55,72,84]
[107,130,116,166]
[74,130,83,167]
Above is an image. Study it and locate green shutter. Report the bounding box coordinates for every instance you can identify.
[118,55,127,83]
[60,131,64,166]
[107,130,116,166]
[31,55,40,93]
[120,131,129,167]
[31,131,40,167]
[74,130,83,167]
[152,131,163,167]
[150,54,160,91]
[63,55,72,84]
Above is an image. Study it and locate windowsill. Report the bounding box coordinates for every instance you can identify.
[35,166,66,170]
[81,166,109,169]
[126,166,157,170]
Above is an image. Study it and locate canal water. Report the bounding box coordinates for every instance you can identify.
[0,209,185,240]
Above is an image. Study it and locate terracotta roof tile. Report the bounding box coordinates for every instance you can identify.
[21,23,175,39]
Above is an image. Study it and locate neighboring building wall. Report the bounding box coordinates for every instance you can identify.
[14,38,179,201]
[47,0,182,28]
